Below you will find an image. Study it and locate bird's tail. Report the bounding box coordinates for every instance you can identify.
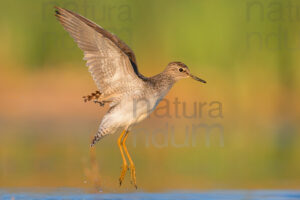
[83,90,101,102]
[90,127,110,147]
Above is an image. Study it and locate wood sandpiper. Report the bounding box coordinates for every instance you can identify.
[55,6,206,189]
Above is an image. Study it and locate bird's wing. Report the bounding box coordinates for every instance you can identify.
[55,7,145,103]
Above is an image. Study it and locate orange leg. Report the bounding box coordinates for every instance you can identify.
[122,131,137,189]
[118,130,128,186]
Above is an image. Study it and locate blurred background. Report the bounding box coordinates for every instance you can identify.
[0,0,299,192]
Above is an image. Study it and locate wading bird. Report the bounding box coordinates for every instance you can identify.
[55,7,206,189]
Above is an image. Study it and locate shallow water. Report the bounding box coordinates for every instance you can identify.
[1,189,300,200]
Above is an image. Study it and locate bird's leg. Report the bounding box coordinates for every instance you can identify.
[122,131,137,189]
[118,130,128,186]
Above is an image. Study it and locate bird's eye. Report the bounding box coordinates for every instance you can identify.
[179,68,183,72]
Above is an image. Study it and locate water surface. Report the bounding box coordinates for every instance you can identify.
[1,189,300,200]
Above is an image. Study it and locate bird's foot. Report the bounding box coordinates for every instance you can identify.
[119,164,128,186]
[93,100,105,107]
[129,164,137,189]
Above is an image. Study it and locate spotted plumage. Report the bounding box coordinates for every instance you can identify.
[55,6,206,188]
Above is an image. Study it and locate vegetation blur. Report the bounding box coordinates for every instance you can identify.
[0,0,299,192]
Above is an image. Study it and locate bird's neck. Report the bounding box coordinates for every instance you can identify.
[148,71,176,94]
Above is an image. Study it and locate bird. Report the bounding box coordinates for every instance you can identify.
[54,6,206,189]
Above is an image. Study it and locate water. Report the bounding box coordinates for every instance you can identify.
[1,189,300,200]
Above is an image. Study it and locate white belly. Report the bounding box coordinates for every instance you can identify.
[103,96,159,129]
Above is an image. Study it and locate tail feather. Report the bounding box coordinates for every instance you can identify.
[90,127,109,147]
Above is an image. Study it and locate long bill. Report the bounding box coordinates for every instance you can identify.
[189,74,207,83]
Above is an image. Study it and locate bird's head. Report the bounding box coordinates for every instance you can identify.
[165,61,206,83]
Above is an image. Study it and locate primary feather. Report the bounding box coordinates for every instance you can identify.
[55,7,145,105]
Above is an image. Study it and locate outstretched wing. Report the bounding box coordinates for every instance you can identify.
[55,7,145,103]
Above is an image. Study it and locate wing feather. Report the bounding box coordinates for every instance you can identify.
[55,7,145,103]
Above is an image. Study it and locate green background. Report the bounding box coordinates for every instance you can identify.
[0,0,299,192]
